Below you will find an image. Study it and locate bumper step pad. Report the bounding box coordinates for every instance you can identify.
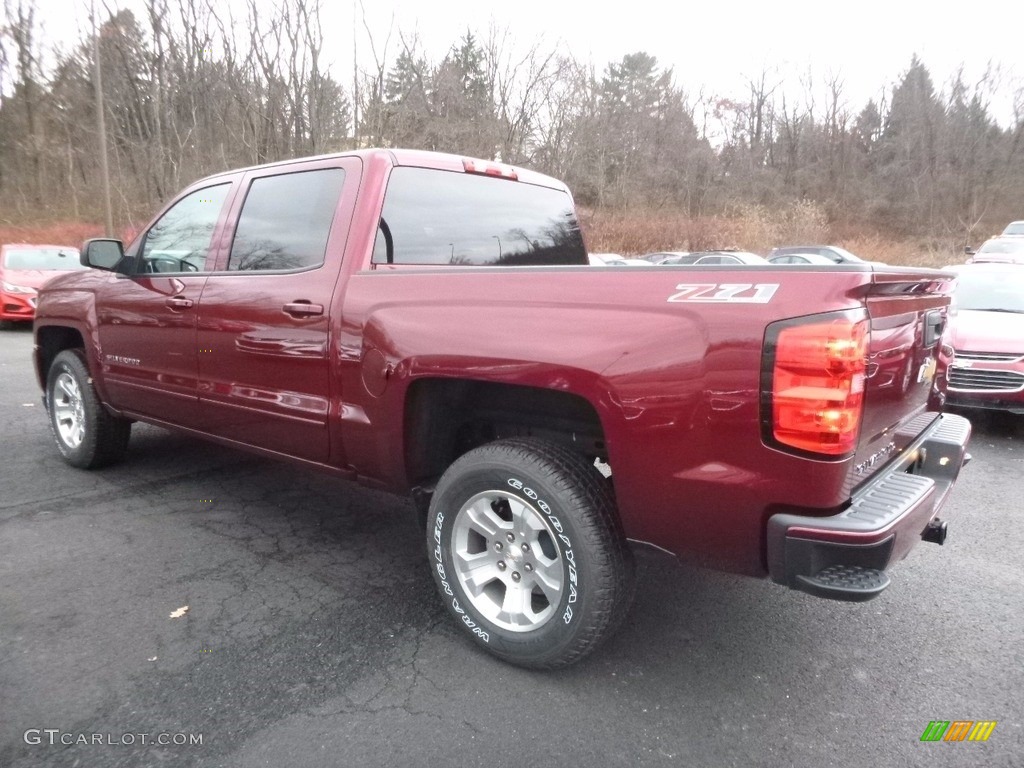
[796,564,890,602]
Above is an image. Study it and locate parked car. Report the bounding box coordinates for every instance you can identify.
[767,245,865,264]
[675,250,769,265]
[940,263,1024,414]
[641,251,693,265]
[767,252,839,265]
[1000,221,1024,236]
[33,148,970,669]
[965,236,1024,264]
[588,253,651,266]
[1,243,85,327]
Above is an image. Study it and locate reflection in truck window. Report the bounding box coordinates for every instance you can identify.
[228,168,346,271]
[371,167,588,266]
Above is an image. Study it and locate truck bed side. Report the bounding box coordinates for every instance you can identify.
[336,263,954,575]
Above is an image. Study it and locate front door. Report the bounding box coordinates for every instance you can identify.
[95,182,233,427]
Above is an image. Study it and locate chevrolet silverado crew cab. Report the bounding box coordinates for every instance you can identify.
[33,149,971,669]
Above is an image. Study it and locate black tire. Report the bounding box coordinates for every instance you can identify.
[46,349,131,469]
[426,437,635,669]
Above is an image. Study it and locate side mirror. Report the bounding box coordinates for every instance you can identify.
[963,246,975,256]
[81,238,125,271]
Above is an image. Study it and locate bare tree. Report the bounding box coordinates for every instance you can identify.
[1,7,1022,251]
[4,0,43,207]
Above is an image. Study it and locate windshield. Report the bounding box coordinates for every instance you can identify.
[3,247,85,270]
[1002,222,1024,235]
[977,238,1024,255]
[952,269,1024,313]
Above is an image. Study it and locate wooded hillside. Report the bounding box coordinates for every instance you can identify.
[2,0,1022,262]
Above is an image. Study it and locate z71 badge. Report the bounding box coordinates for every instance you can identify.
[668,283,779,304]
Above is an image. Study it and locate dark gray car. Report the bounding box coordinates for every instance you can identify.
[767,245,864,264]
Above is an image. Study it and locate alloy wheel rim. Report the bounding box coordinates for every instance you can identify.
[451,490,564,632]
[53,372,85,449]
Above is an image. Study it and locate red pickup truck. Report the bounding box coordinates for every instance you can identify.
[33,149,971,668]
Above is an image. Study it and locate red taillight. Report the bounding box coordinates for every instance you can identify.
[771,317,868,456]
[462,158,518,180]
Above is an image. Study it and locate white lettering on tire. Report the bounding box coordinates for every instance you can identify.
[507,477,577,625]
[434,509,489,642]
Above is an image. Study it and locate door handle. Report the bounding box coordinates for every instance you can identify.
[283,301,324,317]
[166,296,194,309]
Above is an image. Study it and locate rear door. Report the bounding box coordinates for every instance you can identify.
[195,158,361,463]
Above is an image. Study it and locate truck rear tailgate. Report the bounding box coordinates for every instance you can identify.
[765,266,971,601]
[848,268,954,493]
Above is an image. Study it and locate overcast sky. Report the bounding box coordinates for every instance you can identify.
[29,0,1024,124]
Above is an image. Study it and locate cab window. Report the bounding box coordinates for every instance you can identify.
[139,184,230,273]
[371,167,587,266]
[227,168,346,271]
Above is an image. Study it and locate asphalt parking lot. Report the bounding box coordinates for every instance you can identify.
[1,325,1022,768]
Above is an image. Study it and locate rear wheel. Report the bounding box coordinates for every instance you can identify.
[46,349,131,469]
[427,437,634,669]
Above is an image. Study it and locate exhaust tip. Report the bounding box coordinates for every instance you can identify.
[922,519,948,546]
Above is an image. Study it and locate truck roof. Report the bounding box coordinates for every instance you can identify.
[190,148,569,193]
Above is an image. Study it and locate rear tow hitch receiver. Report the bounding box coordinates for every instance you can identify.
[922,518,948,546]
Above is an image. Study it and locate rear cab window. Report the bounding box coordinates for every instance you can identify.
[372,167,587,267]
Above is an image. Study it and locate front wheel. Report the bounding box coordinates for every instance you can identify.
[46,349,131,469]
[426,438,634,669]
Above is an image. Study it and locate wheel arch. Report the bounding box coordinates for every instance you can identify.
[35,324,87,396]
[403,377,610,494]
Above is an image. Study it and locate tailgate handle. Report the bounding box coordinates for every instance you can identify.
[283,301,324,317]
[923,310,944,347]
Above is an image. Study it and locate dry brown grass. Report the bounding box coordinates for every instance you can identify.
[835,235,952,268]
[581,207,965,268]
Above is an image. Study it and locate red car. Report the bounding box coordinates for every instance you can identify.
[1,244,85,327]
[942,263,1024,414]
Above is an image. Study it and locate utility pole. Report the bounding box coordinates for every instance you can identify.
[352,0,359,147]
[92,0,114,237]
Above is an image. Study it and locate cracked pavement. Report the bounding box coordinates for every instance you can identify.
[1,326,1022,767]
